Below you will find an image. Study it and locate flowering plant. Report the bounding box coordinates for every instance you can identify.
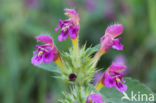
[31,9,154,103]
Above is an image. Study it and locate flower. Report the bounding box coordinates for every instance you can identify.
[86,94,104,103]
[93,72,103,86]
[31,35,58,65]
[96,59,127,93]
[55,9,80,41]
[99,24,124,53]
[93,24,124,66]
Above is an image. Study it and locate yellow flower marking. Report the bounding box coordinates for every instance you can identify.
[116,78,121,82]
[89,97,92,103]
[62,26,69,31]
[38,51,43,56]
[96,80,104,91]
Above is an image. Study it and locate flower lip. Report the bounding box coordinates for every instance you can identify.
[31,35,58,66]
[102,62,127,93]
[35,35,53,44]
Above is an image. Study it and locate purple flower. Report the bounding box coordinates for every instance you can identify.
[86,94,104,103]
[99,24,124,53]
[31,35,58,65]
[93,72,103,86]
[101,60,127,93]
[55,9,80,41]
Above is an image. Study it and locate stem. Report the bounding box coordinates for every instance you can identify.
[71,36,79,57]
[54,56,66,74]
[96,80,104,91]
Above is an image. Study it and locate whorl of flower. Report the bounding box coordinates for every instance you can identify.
[96,60,127,93]
[31,35,58,65]
[55,9,80,42]
[86,94,104,103]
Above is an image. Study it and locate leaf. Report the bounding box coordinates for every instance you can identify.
[37,62,60,73]
[100,77,155,103]
[86,44,100,56]
[90,44,100,52]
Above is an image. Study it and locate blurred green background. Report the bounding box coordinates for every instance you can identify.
[0,0,156,103]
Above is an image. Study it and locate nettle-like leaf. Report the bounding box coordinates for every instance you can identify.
[100,77,155,103]
[87,44,100,55]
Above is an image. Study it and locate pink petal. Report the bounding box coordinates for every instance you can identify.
[64,9,78,17]
[68,26,79,39]
[104,75,115,88]
[64,8,80,25]
[86,94,104,103]
[42,51,53,63]
[35,35,53,44]
[116,82,127,93]
[31,55,42,65]
[100,35,114,52]
[105,24,123,38]
[58,32,68,42]
[109,63,127,72]
[112,38,123,50]
[55,19,63,31]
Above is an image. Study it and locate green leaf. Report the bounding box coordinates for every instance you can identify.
[100,77,155,103]
[86,44,100,56]
[36,62,60,73]
[90,44,100,52]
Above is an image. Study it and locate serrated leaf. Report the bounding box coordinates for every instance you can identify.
[100,77,155,103]
[90,44,100,52]
[37,62,60,73]
[86,44,100,56]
